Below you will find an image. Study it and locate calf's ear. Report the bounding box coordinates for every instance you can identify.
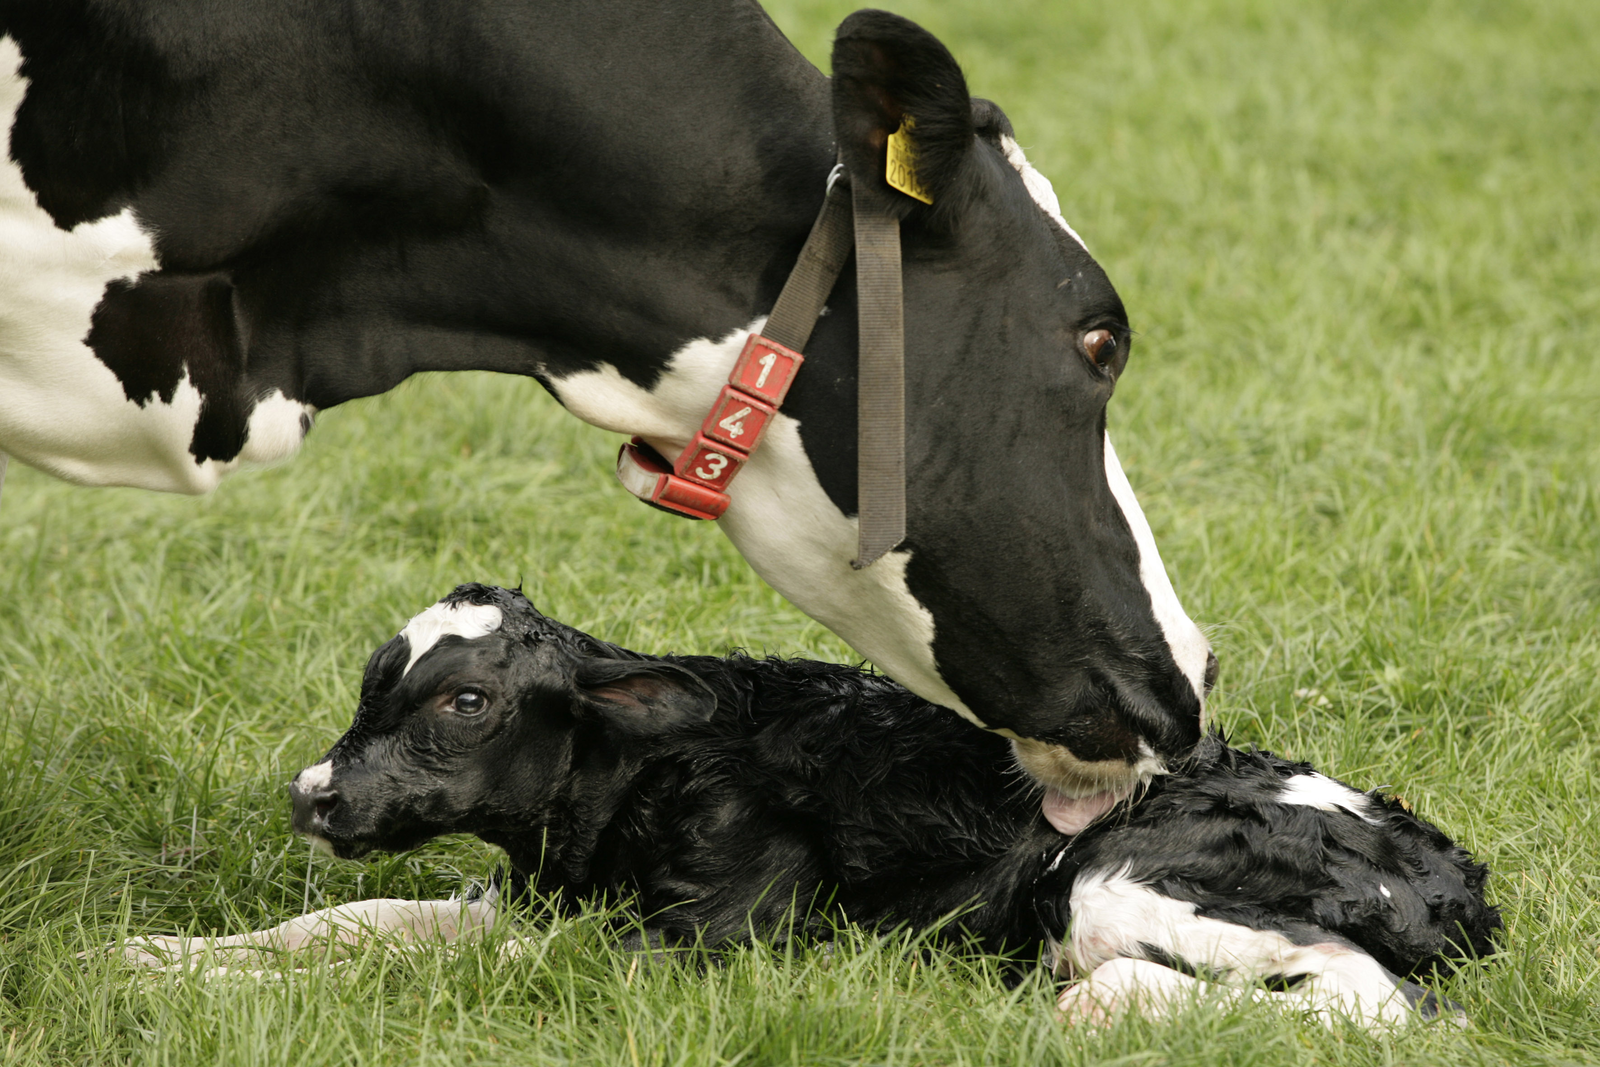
[573,658,716,737]
[831,9,974,215]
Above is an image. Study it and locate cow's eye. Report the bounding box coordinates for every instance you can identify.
[1082,329,1117,367]
[452,689,488,716]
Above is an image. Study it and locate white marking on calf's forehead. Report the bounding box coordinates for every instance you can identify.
[1102,434,1212,707]
[399,600,505,675]
[1277,773,1379,822]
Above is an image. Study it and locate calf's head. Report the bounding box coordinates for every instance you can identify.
[288,584,713,861]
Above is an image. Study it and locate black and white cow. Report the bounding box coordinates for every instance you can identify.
[128,586,1499,1027]
[0,4,1214,818]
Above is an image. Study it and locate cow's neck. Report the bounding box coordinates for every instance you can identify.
[395,4,838,400]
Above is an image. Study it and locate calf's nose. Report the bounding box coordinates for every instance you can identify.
[289,763,339,835]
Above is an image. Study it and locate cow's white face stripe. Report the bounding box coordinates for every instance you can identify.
[547,323,981,726]
[1277,773,1379,822]
[0,38,311,492]
[1102,435,1211,706]
[399,601,505,675]
[1000,133,1211,708]
[998,134,1090,253]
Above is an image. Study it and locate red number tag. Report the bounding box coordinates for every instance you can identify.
[702,386,776,450]
[677,434,746,491]
[729,335,804,406]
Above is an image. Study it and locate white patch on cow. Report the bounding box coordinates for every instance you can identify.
[296,761,333,792]
[239,390,316,465]
[1379,883,1392,899]
[547,323,981,727]
[998,134,1090,253]
[1277,773,1379,822]
[1102,434,1212,708]
[1059,866,1413,1027]
[399,600,505,675]
[0,38,307,493]
[1064,866,1304,977]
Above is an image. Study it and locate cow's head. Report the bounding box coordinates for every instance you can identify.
[287,585,714,861]
[782,11,1215,828]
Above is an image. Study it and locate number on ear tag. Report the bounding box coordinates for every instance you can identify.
[886,117,934,205]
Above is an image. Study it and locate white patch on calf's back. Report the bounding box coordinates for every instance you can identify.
[1277,773,1379,822]
[399,600,505,674]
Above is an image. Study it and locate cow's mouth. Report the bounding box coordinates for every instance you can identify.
[1011,737,1161,834]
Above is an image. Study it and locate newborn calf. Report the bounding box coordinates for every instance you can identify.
[133,585,1498,1026]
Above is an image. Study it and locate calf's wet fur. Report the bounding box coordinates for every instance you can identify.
[271,583,1498,1022]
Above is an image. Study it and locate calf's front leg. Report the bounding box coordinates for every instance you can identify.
[118,895,500,974]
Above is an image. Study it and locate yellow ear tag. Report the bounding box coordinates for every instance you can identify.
[885,116,934,205]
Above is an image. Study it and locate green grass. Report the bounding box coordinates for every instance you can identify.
[2,0,1597,1062]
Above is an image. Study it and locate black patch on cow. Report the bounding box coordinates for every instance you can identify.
[85,272,251,464]
[5,3,176,228]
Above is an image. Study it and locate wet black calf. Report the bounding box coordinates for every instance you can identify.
[282,584,1497,1024]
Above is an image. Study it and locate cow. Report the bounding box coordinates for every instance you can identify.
[124,586,1500,1028]
[0,3,1216,822]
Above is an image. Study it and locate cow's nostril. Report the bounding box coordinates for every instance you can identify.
[314,795,337,821]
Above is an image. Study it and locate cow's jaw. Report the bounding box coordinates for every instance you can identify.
[547,322,979,722]
[548,328,1209,797]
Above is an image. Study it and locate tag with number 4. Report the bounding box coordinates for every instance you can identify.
[702,387,775,450]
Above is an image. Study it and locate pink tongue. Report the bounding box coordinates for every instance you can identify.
[1042,788,1121,835]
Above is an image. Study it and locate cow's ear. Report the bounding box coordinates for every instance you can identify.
[572,657,716,737]
[831,10,974,215]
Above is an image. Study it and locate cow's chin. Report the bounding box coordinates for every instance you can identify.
[1011,738,1164,835]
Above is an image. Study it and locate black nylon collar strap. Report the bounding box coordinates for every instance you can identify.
[615,165,907,570]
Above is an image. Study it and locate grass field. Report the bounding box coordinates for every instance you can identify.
[2,0,1597,1062]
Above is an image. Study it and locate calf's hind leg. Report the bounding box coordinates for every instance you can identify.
[1056,866,1463,1029]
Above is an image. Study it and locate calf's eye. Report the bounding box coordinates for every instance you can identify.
[452,689,489,716]
[1082,329,1117,367]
